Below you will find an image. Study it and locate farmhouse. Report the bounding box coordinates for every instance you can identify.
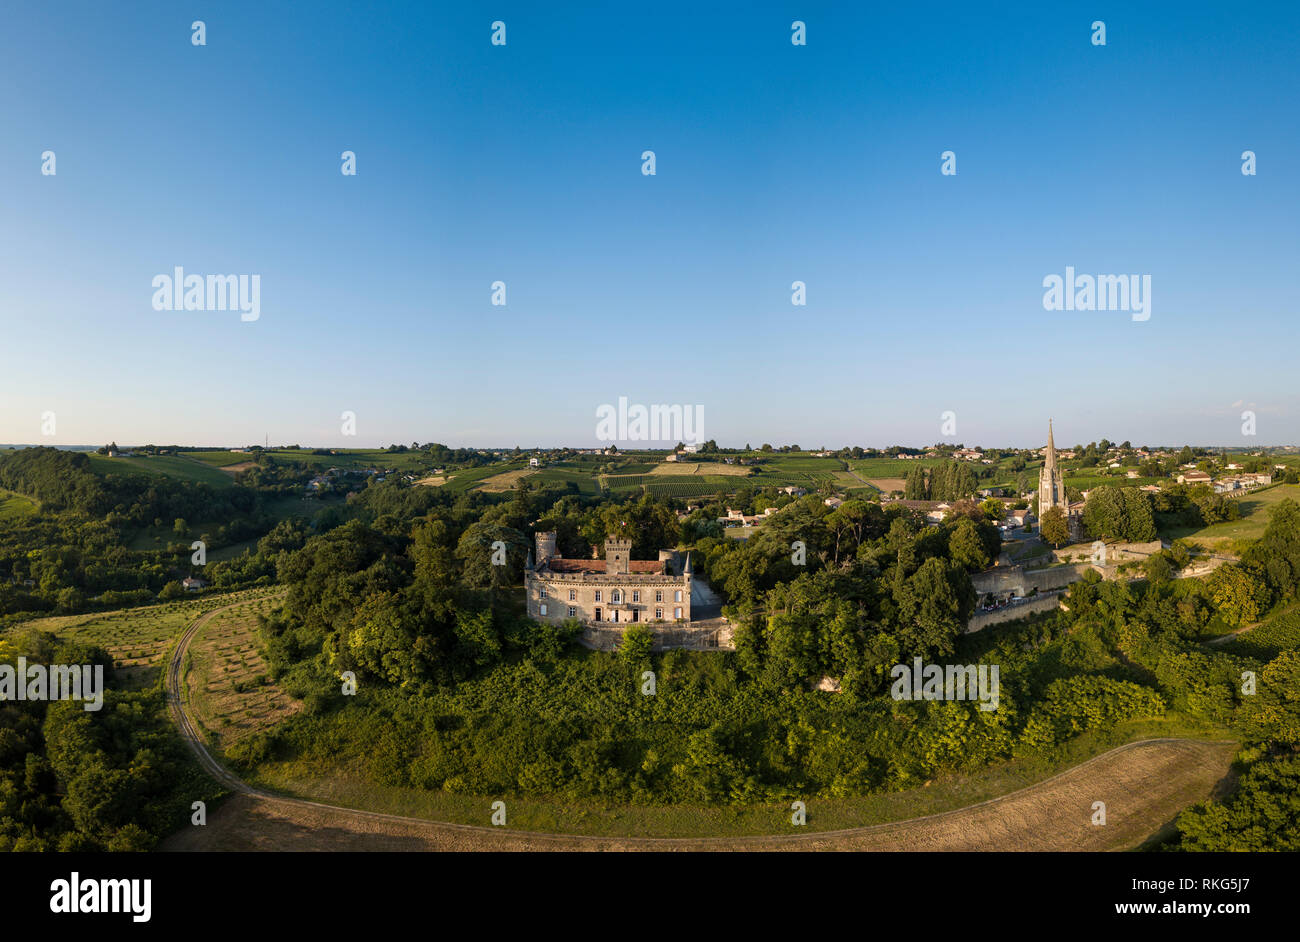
[525,532,692,625]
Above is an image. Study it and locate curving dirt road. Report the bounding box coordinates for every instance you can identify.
[163,600,1236,851]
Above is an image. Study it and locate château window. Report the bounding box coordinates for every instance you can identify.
[655,608,663,620]
[595,590,602,602]
[540,587,547,599]
[674,607,682,620]
[540,604,548,616]
[568,589,576,601]
[674,590,682,603]
[611,590,621,603]
[655,590,663,603]
[595,607,602,622]
[568,607,576,617]
[632,590,640,602]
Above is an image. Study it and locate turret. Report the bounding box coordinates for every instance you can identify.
[534,531,558,567]
[605,537,632,575]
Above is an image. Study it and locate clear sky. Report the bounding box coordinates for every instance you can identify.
[2,1,1297,450]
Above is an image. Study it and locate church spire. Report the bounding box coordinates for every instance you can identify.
[1045,419,1057,469]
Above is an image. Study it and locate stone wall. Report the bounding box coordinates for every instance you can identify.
[1052,539,1163,564]
[966,592,1064,632]
[580,620,734,651]
[971,563,1091,597]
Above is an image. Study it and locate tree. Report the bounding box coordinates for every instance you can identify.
[948,518,990,572]
[1040,506,1069,547]
[1208,564,1268,627]
[619,624,654,667]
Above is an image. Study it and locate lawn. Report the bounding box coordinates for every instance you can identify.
[1164,484,1300,545]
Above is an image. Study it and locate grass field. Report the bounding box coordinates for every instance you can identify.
[0,489,38,521]
[177,450,254,468]
[4,591,271,688]
[475,469,538,492]
[185,594,299,753]
[1165,484,1300,545]
[532,469,602,495]
[647,462,752,477]
[86,453,237,488]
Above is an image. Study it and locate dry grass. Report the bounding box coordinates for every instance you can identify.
[475,469,538,492]
[414,475,447,486]
[649,462,752,477]
[184,597,301,751]
[220,461,259,475]
[867,478,906,493]
[160,738,1235,852]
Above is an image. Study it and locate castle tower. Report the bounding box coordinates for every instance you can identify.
[605,537,632,575]
[534,531,558,566]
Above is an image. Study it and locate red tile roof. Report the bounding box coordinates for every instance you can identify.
[546,559,665,574]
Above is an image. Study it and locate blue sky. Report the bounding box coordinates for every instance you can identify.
[1,1,1297,450]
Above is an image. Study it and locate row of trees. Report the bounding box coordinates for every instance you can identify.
[903,461,979,501]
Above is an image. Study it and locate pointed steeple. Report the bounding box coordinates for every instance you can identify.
[1045,419,1057,470]
[683,551,693,575]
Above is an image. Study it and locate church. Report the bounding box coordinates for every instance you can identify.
[524,531,693,626]
[1037,420,1085,540]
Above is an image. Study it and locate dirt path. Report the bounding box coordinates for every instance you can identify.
[163,600,1235,851]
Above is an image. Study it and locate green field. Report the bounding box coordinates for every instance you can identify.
[530,469,602,495]
[846,457,947,476]
[87,453,237,488]
[177,450,254,468]
[0,489,38,521]
[1165,483,1300,545]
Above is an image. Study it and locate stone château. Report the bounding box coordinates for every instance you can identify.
[524,531,692,626]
